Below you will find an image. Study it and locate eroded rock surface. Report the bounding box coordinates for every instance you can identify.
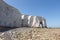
[0,0,47,28]
[0,28,60,40]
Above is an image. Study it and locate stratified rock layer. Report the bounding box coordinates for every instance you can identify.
[0,28,60,40]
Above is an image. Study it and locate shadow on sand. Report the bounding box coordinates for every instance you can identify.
[0,26,18,32]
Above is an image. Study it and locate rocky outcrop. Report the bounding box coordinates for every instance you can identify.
[0,0,22,27]
[0,28,60,40]
[0,0,47,28]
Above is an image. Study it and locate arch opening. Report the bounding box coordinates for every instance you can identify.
[39,22,43,28]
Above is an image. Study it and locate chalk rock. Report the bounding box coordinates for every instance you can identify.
[0,0,47,28]
[0,0,22,27]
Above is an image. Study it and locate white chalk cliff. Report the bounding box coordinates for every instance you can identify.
[0,0,47,28]
[0,0,22,27]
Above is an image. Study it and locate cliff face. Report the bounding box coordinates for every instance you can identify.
[0,0,22,27]
[0,28,60,40]
[0,0,47,28]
